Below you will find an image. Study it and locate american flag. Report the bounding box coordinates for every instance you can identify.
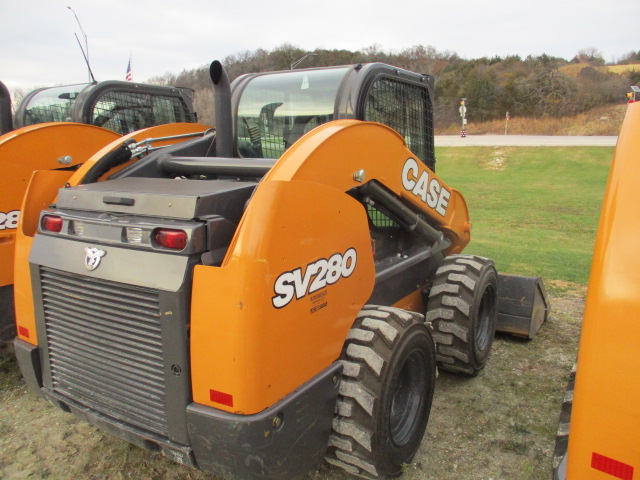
[125,58,132,82]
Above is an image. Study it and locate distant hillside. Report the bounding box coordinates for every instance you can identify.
[148,45,639,131]
[560,62,640,77]
[436,104,627,136]
[606,63,640,75]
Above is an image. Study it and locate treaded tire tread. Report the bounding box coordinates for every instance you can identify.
[426,254,497,376]
[326,305,436,479]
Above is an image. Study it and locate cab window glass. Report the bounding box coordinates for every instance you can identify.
[22,84,87,125]
[236,67,350,158]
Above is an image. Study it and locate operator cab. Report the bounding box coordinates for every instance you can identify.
[232,63,436,171]
[14,81,197,135]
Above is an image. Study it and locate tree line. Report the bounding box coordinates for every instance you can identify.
[149,45,640,128]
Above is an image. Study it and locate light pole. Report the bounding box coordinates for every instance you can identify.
[67,6,91,82]
[291,53,318,70]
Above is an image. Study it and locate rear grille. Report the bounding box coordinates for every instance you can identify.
[39,267,169,437]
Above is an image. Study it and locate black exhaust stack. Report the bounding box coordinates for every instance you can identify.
[209,60,233,158]
[0,81,13,135]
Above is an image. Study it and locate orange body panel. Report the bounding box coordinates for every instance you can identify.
[392,289,424,313]
[191,180,375,414]
[12,123,212,345]
[14,170,75,345]
[566,102,640,478]
[264,120,471,253]
[0,123,120,287]
[190,121,469,414]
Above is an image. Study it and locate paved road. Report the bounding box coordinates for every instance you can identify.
[435,135,618,147]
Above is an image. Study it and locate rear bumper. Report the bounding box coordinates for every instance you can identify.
[15,338,341,479]
[14,338,42,395]
[187,362,342,479]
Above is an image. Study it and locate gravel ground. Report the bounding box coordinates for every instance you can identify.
[0,282,584,480]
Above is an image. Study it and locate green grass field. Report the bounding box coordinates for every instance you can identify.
[436,146,613,285]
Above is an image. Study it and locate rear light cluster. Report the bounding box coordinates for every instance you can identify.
[41,214,189,251]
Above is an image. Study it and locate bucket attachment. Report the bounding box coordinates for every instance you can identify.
[496,274,550,339]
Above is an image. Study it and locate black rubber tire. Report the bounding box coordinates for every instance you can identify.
[326,305,437,479]
[0,285,16,347]
[426,254,497,376]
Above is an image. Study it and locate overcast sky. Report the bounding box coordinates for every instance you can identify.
[1,0,638,92]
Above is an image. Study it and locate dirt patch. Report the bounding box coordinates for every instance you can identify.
[480,147,514,171]
[0,287,584,480]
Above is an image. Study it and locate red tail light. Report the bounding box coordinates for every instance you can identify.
[41,215,63,233]
[154,228,188,250]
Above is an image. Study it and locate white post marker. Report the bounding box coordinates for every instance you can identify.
[460,98,467,138]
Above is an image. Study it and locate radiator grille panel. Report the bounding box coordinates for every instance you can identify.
[40,267,169,437]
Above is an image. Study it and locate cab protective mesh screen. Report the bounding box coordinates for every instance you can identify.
[363,77,434,167]
[92,91,191,135]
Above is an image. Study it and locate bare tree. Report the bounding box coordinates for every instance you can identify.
[572,47,605,65]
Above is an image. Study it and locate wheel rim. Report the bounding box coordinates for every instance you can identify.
[389,350,428,447]
[476,284,495,351]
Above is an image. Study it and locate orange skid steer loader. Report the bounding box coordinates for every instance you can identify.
[13,62,541,479]
[0,79,200,346]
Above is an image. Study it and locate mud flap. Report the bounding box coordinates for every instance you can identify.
[496,274,550,339]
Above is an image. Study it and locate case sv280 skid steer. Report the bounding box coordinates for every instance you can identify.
[15,61,520,479]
